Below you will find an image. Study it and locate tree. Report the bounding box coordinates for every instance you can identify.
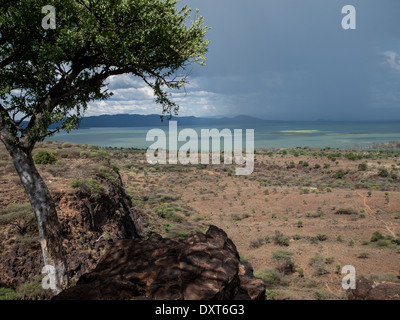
[0,0,209,293]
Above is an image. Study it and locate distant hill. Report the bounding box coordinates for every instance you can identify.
[77,114,272,128]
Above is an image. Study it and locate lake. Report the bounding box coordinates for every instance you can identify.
[47,121,400,150]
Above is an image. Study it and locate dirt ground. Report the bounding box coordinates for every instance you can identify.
[1,142,399,300]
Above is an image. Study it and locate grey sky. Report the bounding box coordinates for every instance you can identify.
[88,0,400,121]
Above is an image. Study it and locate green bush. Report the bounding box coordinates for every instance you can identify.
[255,268,281,286]
[71,178,107,200]
[70,179,82,189]
[358,163,368,171]
[376,239,389,247]
[392,238,400,245]
[265,289,279,300]
[0,203,36,234]
[313,291,326,300]
[80,151,90,159]
[312,261,328,276]
[97,165,119,184]
[378,168,389,177]
[335,207,357,215]
[153,203,185,222]
[297,220,303,228]
[273,230,290,246]
[272,250,295,274]
[370,231,384,242]
[33,150,57,165]
[334,169,345,179]
[17,277,50,300]
[316,233,328,241]
[0,287,20,300]
[357,252,370,259]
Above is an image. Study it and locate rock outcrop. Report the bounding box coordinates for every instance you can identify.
[346,278,400,300]
[53,226,266,300]
[0,174,143,288]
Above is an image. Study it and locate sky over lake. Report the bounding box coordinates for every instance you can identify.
[87,0,400,121]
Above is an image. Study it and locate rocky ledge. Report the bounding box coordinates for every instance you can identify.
[53,226,266,300]
[346,278,400,300]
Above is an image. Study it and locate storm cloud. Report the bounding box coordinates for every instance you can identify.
[87,0,400,121]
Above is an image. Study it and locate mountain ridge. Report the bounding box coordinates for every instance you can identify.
[77,113,274,128]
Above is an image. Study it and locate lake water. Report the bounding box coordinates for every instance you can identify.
[47,121,400,150]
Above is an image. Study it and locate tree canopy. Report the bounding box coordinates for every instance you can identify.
[0,0,209,149]
[0,0,209,293]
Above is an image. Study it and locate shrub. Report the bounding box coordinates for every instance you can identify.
[335,207,357,215]
[231,213,248,221]
[61,142,73,148]
[313,291,326,300]
[273,230,290,246]
[0,203,36,235]
[70,179,82,189]
[272,250,295,274]
[249,238,264,249]
[71,178,107,200]
[376,239,388,247]
[91,149,109,161]
[97,166,119,185]
[310,254,328,276]
[358,163,368,171]
[370,231,384,242]
[16,277,50,300]
[164,228,189,239]
[378,168,389,178]
[316,233,328,241]
[265,289,279,300]
[325,256,334,264]
[80,151,90,159]
[334,169,345,179]
[0,287,20,300]
[153,203,185,222]
[255,268,281,287]
[297,220,303,228]
[301,188,310,194]
[33,150,57,165]
[312,261,328,276]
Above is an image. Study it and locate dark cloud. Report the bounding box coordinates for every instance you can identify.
[90,1,400,120]
[180,0,400,120]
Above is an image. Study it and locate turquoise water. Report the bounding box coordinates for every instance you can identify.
[47,121,400,149]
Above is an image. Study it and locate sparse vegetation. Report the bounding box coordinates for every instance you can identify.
[0,203,36,235]
[2,142,400,300]
[33,150,57,165]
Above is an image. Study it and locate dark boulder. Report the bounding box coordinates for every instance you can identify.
[346,278,400,300]
[53,226,266,300]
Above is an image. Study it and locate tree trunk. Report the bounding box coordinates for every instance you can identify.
[6,144,68,294]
